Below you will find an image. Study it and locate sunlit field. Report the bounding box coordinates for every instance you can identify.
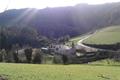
[83,26,120,44]
[0,63,120,80]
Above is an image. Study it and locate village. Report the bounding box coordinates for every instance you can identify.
[0,36,120,64]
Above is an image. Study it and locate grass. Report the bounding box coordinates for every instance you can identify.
[0,63,120,80]
[83,26,120,44]
[90,59,120,66]
[66,35,87,45]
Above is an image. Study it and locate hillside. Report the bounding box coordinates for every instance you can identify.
[0,2,120,38]
[83,26,120,44]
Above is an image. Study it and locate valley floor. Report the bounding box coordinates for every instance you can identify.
[0,63,120,80]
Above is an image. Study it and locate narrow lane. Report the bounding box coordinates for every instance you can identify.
[76,34,98,52]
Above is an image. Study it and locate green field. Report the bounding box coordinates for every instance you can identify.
[0,63,120,80]
[83,26,120,44]
[67,35,87,45]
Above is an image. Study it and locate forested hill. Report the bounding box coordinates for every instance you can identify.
[0,2,120,38]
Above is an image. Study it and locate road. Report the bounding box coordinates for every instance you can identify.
[76,34,98,52]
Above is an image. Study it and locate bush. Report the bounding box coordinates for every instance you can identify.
[53,54,63,64]
[112,52,120,62]
[42,54,54,64]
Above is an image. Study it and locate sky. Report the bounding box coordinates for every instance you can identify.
[0,0,120,12]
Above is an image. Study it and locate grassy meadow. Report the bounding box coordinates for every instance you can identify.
[83,26,120,44]
[0,63,120,80]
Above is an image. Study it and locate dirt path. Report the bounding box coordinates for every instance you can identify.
[76,34,98,52]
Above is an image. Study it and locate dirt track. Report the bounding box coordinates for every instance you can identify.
[76,34,98,52]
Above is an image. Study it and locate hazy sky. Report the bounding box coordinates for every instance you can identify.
[0,0,120,12]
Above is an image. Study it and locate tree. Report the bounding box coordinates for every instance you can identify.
[12,44,20,63]
[62,55,68,64]
[0,49,7,62]
[0,50,3,62]
[32,49,42,64]
[24,48,33,63]
[0,27,7,50]
[33,52,42,64]
[13,51,19,63]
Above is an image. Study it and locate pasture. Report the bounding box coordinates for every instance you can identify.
[83,26,120,44]
[0,63,120,80]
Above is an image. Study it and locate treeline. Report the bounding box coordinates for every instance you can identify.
[0,48,71,64]
[0,25,71,51]
[0,3,120,38]
[0,48,44,63]
[0,26,50,50]
[83,43,120,51]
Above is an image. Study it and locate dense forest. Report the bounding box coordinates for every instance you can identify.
[0,26,50,50]
[0,2,120,49]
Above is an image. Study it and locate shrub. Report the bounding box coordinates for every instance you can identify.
[53,54,63,64]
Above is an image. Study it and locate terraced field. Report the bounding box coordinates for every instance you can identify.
[0,63,120,80]
[83,26,120,44]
